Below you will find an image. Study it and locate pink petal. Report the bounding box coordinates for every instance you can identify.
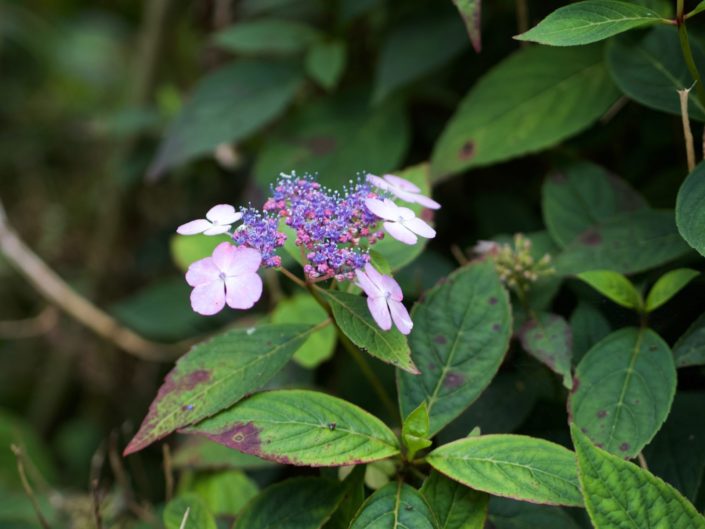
[363,263,387,291]
[177,219,211,235]
[355,268,383,298]
[396,205,416,221]
[389,300,413,335]
[365,198,399,221]
[203,224,232,236]
[383,174,420,193]
[186,257,220,287]
[366,173,390,190]
[190,280,226,316]
[380,275,403,302]
[403,217,436,239]
[367,296,392,331]
[211,242,238,273]
[206,204,241,225]
[383,221,418,245]
[412,194,441,210]
[225,273,263,309]
[212,244,262,276]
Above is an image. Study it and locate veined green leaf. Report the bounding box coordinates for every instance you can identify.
[488,497,582,529]
[421,471,488,529]
[350,481,438,529]
[570,301,611,364]
[645,268,699,312]
[576,270,643,310]
[677,161,705,257]
[401,402,432,461]
[674,311,705,367]
[324,466,366,529]
[171,436,275,470]
[184,470,258,517]
[517,312,573,388]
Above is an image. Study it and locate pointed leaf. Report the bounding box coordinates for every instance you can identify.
[305,40,346,90]
[184,389,400,466]
[570,327,676,458]
[451,0,482,52]
[427,435,583,507]
[397,260,512,435]
[645,268,699,312]
[576,269,643,309]
[421,471,488,529]
[572,424,705,529]
[518,313,573,389]
[124,324,315,455]
[677,161,705,257]
[402,402,432,461]
[350,481,439,529]
[674,311,705,367]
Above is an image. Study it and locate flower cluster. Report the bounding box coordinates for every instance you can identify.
[176,172,440,334]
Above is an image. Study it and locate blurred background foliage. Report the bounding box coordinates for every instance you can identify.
[1,0,704,527]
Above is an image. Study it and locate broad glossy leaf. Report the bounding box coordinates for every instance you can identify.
[124,324,314,455]
[488,497,582,529]
[213,19,321,55]
[518,313,573,388]
[271,293,335,368]
[163,494,216,529]
[607,26,705,121]
[305,40,346,90]
[570,301,611,364]
[319,289,417,374]
[542,160,646,248]
[350,482,438,529]
[554,209,690,275]
[234,477,346,529]
[421,471,488,529]
[516,1,665,46]
[184,389,400,466]
[576,270,643,309]
[570,327,676,458]
[451,0,481,52]
[572,424,705,529]
[430,44,619,181]
[397,261,512,435]
[402,402,432,461]
[677,161,705,257]
[149,60,304,178]
[645,268,699,312]
[674,311,705,367]
[186,470,258,516]
[427,435,583,507]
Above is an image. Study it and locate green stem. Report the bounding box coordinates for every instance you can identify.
[677,16,705,107]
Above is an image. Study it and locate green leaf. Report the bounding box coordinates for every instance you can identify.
[148,60,304,178]
[554,209,690,275]
[163,494,217,529]
[516,1,665,46]
[674,311,705,367]
[606,26,705,121]
[402,402,432,461]
[571,424,705,529]
[184,389,400,466]
[570,327,676,458]
[123,324,314,455]
[184,470,258,517]
[430,44,619,181]
[213,19,322,55]
[542,160,647,248]
[426,435,583,507]
[0,410,56,489]
[688,0,705,18]
[305,40,346,90]
[350,481,439,529]
[517,313,573,389]
[171,436,276,470]
[372,14,468,103]
[255,91,410,189]
[234,477,346,529]
[645,268,699,312]
[324,466,366,529]
[451,0,482,52]
[576,270,643,310]
[170,234,229,272]
[677,161,705,256]
[570,301,611,364]
[271,293,335,368]
[421,471,488,529]
[488,497,582,529]
[318,289,418,374]
[397,261,512,435]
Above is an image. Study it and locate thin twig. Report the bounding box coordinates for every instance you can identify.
[11,445,51,529]
[637,452,649,470]
[91,478,104,529]
[278,266,307,289]
[179,507,191,529]
[450,245,468,265]
[678,85,696,171]
[162,444,174,502]
[0,306,58,339]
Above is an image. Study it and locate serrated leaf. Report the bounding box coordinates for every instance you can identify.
[420,471,488,529]
[677,161,705,257]
[123,324,314,455]
[570,327,676,458]
[397,261,512,435]
[570,301,611,364]
[402,402,432,461]
[350,481,439,529]
[213,19,322,55]
[542,160,647,248]
[427,435,583,507]
[149,60,304,178]
[518,313,573,389]
[607,26,705,121]
[488,497,582,529]
[318,289,417,374]
[305,40,346,90]
[674,311,705,367]
[516,0,665,46]
[234,477,346,529]
[451,0,482,52]
[576,270,643,310]
[572,424,705,529]
[645,268,699,312]
[430,44,619,181]
[184,389,400,466]
[163,494,217,529]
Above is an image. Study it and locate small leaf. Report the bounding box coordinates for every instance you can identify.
[402,402,432,461]
[349,481,439,529]
[234,477,346,529]
[124,324,314,455]
[184,389,400,466]
[688,0,705,18]
[571,424,705,529]
[570,301,611,364]
[518,313,573,389]
[645,268,699,312]
[426,435,583,507]
[516,1,665,46]
[421,471,488,529]
[305,40,346,90]
[674,311,705,367]
[213,19,322,55]
[451,0,482,52]
[397,260,512,435]
[319,289,418,374]
[163,494,217,529]
[570,327,676,458]
[576,270,643,310]
[677,160,705,257]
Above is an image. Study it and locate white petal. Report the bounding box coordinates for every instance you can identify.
[389,300,413,335]
[380,275,403,302]
[203,224,232,236]
[383,174,420,193]
[365,198,399,221]
[403,217,436,239]
[177,219,211,235]
[186,257,220,287]
[355,268,383,298]
[396,205,416,221]
[363,263,387,291]
[412,194,441,210]
[206,204,241,225]
[212,243,262,276]
[383,221,418,245]
[225,273,263,309]
[366,173,389,190]
[367,296,392,331]
[190,280,226,316]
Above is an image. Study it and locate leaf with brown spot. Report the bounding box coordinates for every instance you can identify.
[518,313,573,389]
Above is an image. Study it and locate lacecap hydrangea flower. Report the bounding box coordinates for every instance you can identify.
[175,172,440,334]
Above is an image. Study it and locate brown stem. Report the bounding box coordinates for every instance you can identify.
[11,445,51,529]
[637,451,649,470]
[678,86,696,171]
[91,478,104,529]
[0,306,57,339]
